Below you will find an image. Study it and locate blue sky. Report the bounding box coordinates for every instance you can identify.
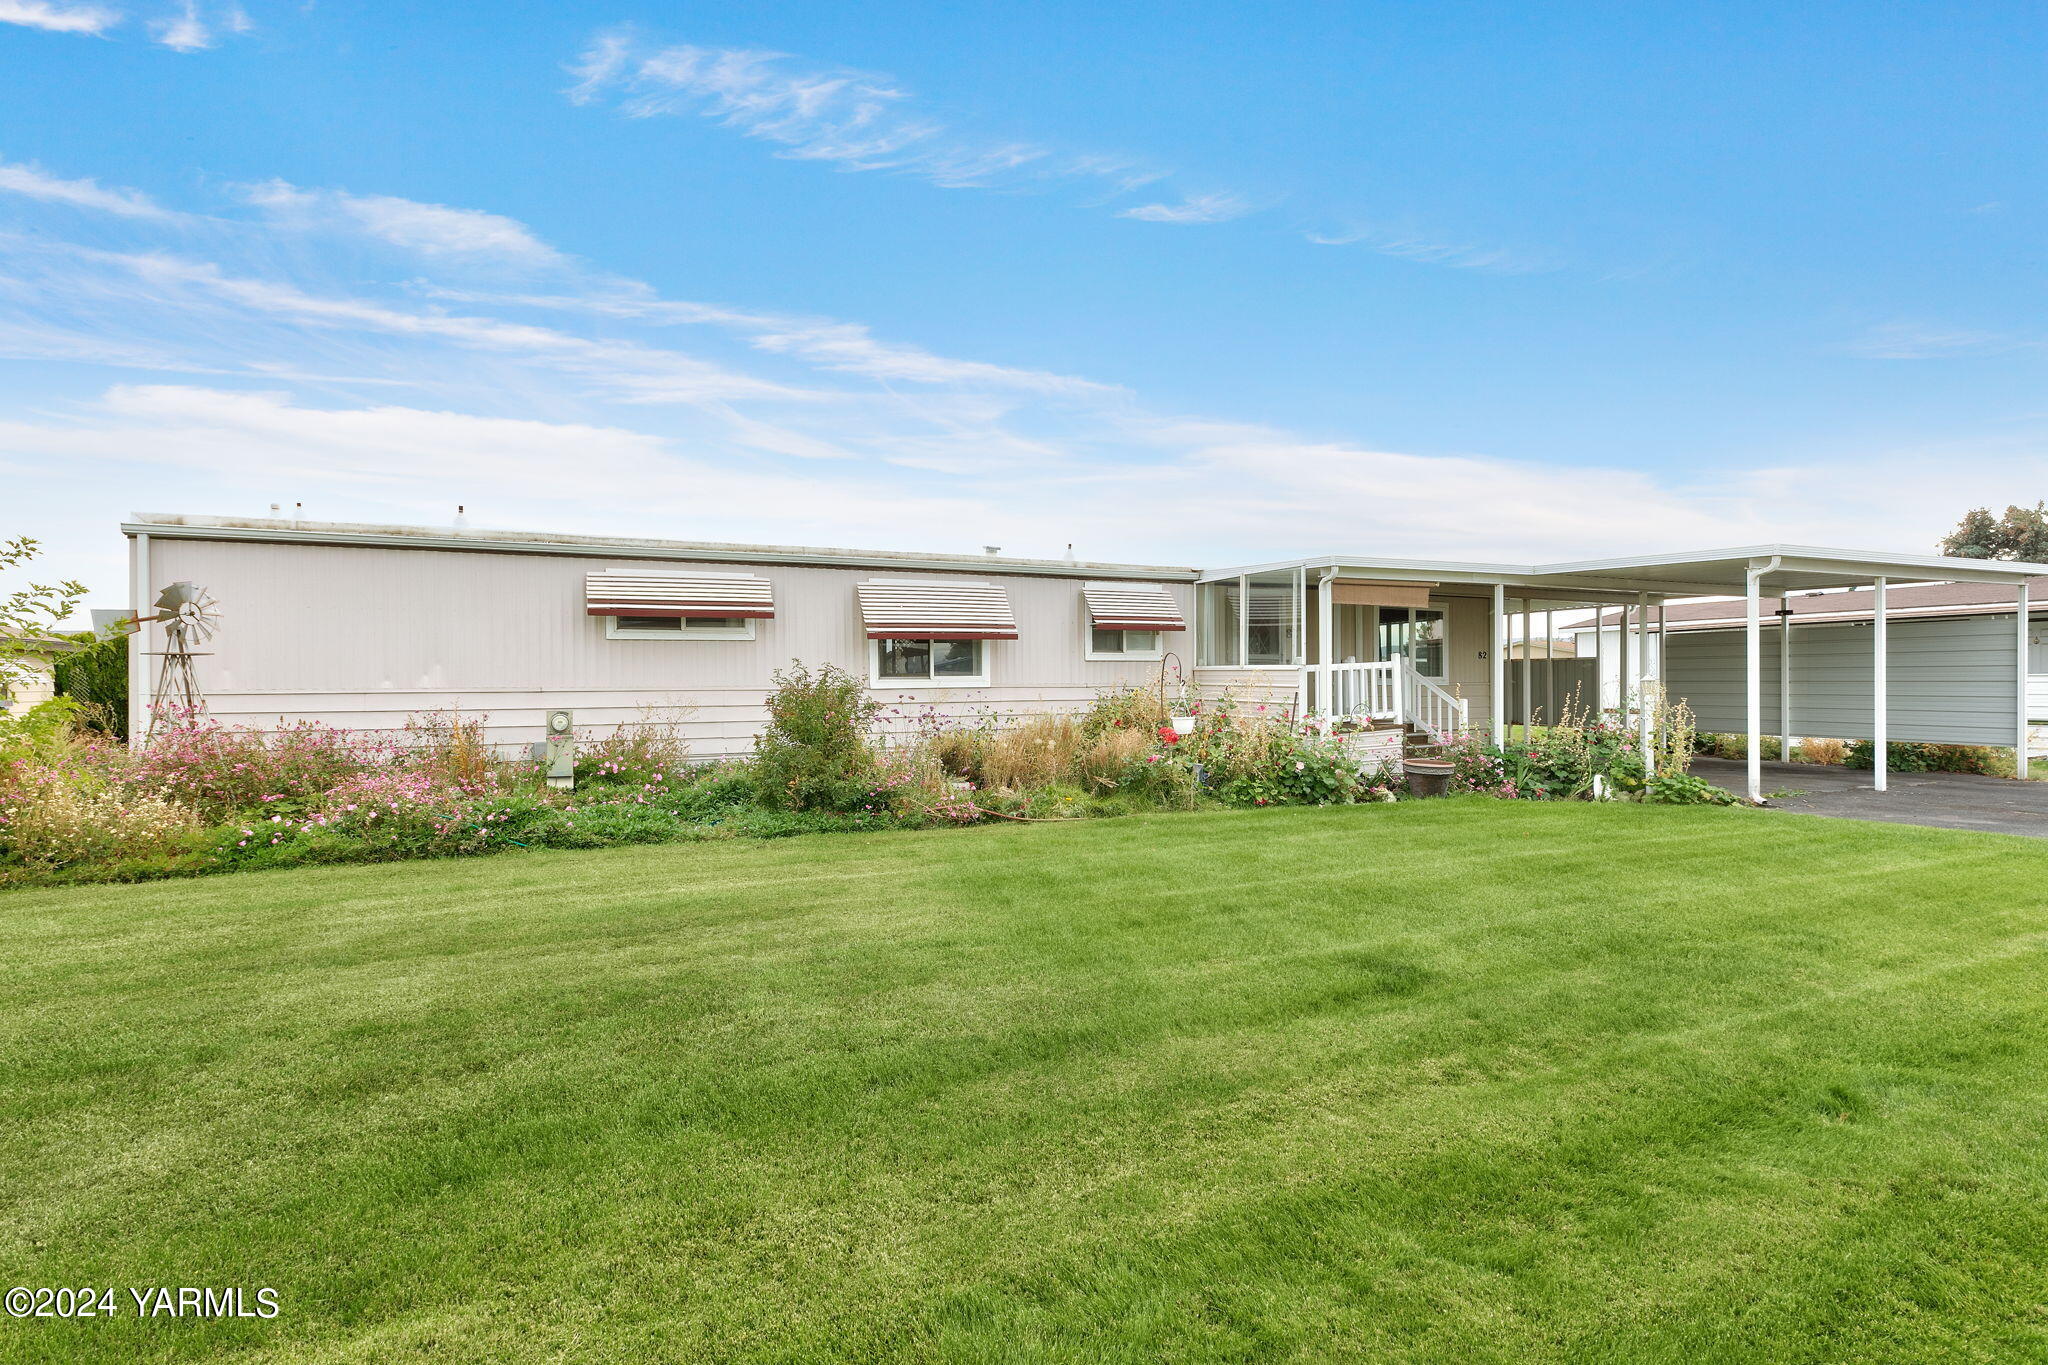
[5,1,2046,613]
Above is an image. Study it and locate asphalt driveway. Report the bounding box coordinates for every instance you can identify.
[1690,757,2048,840]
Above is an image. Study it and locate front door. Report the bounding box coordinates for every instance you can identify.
[1377,606,1447,682]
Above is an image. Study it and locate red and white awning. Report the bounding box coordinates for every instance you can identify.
[1083,582,1186,632]
[857,580,1018,640]
[585,570,775,619]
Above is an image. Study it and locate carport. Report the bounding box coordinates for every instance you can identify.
[1499,547,2047,802]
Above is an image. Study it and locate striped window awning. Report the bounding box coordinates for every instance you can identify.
[585,570,776,619]
[857,580,1018,640]
[1084,583,1187,632]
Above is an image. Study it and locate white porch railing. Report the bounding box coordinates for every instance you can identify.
[1403,668,1470,745]
[1314,661,1399,722]
[1309,658,1470,745]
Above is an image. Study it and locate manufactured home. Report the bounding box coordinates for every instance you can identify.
[124,514,2047,801]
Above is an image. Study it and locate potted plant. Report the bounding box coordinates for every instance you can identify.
[1403,756,1456,797]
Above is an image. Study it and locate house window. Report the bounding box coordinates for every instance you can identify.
[1087,627,1163,660]
[871,638,989,687]
[605,615,757,641]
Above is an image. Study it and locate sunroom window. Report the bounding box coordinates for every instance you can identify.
[1197,570,1303,667]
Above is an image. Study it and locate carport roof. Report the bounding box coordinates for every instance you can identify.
[1203,545,2048,601]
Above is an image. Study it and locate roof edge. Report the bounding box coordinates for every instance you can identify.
[123,514,1199,582]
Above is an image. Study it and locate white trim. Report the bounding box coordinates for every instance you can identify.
[1082,625,1166,663]
[604,615,757,642]
[868,637,991,689]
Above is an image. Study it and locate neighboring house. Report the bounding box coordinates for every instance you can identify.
[0,635,80,715]
[124,515,2044,797]
[1505,638,1577,660]
[1567,579,2048,754]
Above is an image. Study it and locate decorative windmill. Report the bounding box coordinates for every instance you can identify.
[143,581,220,735]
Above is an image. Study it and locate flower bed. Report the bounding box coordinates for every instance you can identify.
[0,670,1739,888]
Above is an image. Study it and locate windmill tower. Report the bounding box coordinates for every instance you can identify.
[144,581,220,736]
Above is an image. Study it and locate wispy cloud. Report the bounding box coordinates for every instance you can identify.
[1844,322,2033,360]
[1117,192,1253,225]
[0,157,171,218]
[1306,223,1552,275]
[430,286,1117,397]
[240,180,567,266]
[566,30,1168,199]
[0,0,118,34]
[148,0,245,50]
[562,29,1578,273]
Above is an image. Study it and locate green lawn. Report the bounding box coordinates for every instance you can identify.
[6,801,2048,1363]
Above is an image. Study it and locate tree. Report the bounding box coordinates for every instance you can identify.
[0,537,89,696]
[1939,503,2048,562]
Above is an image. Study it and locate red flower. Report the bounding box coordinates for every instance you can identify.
[1157,725,1180,745]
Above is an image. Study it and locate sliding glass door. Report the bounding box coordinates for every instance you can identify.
[1376,605,1446,681]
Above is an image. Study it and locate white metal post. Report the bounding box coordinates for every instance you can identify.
[1544,607,1555,725]
[1520,599,1533,733]
[1619,601,1633,735]
[1316,569,1335,717]
[1490,583,1506,744]
[1637,591,1654,777]
[2019,582,2031,779]
[128,531,150,749]
[1745,565,1762,803]
[1779,604,1792,762]
[1873,577,1888,793]
[1592,604,1605,717]
[1658,598,1669,768]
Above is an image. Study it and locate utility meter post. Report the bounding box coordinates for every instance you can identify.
[544,709,575,790]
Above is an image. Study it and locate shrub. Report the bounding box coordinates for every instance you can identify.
[51,632,128,739]
[752,663,882,812]
[575,709,695,789]
[1077,682,1169,740]
[402,711,499,792]
[127,716,391,818]
[1696,732,1781,762]
[1643,772,1740,806]
[1073,726,1155,792]
[1844,741,2013,777]
[0,697,87,774]
[0,769,198,869]
[980,714,1080,790]
[1796,737,1848,766]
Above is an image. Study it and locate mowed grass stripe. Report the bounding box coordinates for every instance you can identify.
[4,798,2048,1363]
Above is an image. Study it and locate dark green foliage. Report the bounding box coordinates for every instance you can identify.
[50,631,128,738]
[1940,502,2048,561]
[1643,771,1740,805]
[1845,740,2014,776]
[750,662,883,811]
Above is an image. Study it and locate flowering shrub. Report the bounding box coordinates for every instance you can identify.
[573,709,695,789]
[126,714,393,818]
[752,663,882,812]
[0,768,197,870]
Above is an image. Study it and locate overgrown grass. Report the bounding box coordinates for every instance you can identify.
[5,801,2048,1362]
